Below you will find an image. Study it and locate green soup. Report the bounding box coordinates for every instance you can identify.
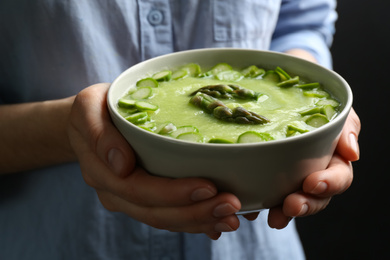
[117,63,340,143]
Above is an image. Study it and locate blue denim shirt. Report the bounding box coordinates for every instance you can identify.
[0,1,336,259]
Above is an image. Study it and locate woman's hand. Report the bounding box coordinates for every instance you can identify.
[266,108,361,228]
[67,83,242,240]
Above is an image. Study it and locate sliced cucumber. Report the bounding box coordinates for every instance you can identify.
[241,65,265,78]
[118,98,136,109]
[171,125,199,138]
[155,122,177,135]
[305,113,329,128]
[237,131,274,143]
[131,87,153,100]
[152,70,172,82]
[171,69,188,80]
[136,78,159,88]
[125,112,149,125]
[176,132,204,143]
[216,70,243,82]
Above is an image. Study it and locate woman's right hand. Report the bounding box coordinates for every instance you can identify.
[67,83,242,240]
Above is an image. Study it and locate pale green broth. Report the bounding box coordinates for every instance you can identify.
[117,64,340,143]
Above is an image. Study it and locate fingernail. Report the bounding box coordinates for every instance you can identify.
[310,181,328,195]
[214,222,234,232]
[213,203,239,218]
[349,133,360,159]
[298,204,309,216]
[108,148,125,175]
[191,188,216,202]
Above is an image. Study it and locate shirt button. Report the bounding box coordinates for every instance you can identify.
[148,10,164,25]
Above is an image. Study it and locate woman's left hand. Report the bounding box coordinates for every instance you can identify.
[244,108,361,228]
[268,108,360,228]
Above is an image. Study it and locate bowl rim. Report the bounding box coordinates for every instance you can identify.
[108,48,353,148]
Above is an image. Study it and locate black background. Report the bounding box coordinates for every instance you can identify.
[296,1,390,259]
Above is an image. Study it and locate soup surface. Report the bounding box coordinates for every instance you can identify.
[117,63,340,143]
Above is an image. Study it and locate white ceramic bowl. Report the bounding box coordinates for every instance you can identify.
[107,48,352,212]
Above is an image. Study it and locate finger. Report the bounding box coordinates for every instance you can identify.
[115,167,219,207]
[282,191,331,217]
[302,154,353,197]
[75,144,219,208]
[336,108,361,162]
[97,189,241,235]
[70,115,219,208]
[206,232,222,240]
[69,83,136,178]
[242,212,260,221]
[268,206,293,229]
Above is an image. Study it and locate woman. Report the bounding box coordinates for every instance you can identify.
[0,0,360,259]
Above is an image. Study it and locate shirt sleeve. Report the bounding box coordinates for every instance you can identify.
[270,0,337,68]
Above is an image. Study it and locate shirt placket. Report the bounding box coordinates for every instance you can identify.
[138,0,174,60]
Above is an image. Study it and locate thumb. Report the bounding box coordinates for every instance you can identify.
[70,83,136,178]
[336,108,361,162]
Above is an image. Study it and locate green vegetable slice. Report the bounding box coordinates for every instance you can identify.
[286,122,310,137]
[118,99,136,109]
[135,101,159,111]
[155,122,177,135]
[118,107,138,116]
[125,112,149,125]
[208,138,234,144]
[299,107,322,116]
[316,99,340,108]
[216,70,243,82]
[171,69,188,80]
[275,66,291,81]
[136,78,159,88]
[277,76,299,88]
[210,63,232,75]
[241,65,265,78]
[303,89,330,98]
[262,70,280,83]
[296,82,321,90]
[182,63,201,77]
[171,125,199,138]
[237,131,273,143]
[176,132,204,143]
[305,114,329,128]
[131,87,153,100]
[139,122,156,132]
[152,70,172,82]
[321,105,336,120]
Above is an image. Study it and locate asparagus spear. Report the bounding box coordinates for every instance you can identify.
[189,93,269,125]
[190,84,263,101]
